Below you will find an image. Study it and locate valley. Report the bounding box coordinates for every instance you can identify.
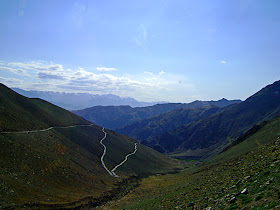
[1,1,279,209]
[74,81,280,160]
[0,83,183,208]
[101,114,280,209]
[1,81,280,209]
[99,127,138,178]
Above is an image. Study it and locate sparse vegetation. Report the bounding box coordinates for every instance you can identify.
[101,115,280,209]
[146,80,280,159]
[116,106,220,142]
[0,83,184,208]
[1,81,280,209]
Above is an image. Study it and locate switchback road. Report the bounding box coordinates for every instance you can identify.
[1,125,138,178]
[99,127,138,178]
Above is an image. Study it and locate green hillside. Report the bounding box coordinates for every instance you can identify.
[147,80,280,159]
[0,83,182,209]
[101,114,280,209]
[0,84,87,132]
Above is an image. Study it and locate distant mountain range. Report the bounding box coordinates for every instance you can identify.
[2,81,280,208]
[144,80,280,159]
[0,83,181,208]
[12,88,161,110]
[73,81,280,161]
[73,99,241,130]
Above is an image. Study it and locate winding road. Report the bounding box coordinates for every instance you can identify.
[111,143,138,177]
[99,127,114,176]
[0,124,95,134]
[99,127,138,178]
[1,124,138,178]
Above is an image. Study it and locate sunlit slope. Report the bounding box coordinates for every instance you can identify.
[100,130,181,176]
[102,114,280,209]
[0,83,182,208]
[209,113,280,164]
[0,83,87,132]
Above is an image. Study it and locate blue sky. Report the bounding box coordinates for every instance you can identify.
[0,0,280,102]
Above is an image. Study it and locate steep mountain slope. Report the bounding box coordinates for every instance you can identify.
[73,99,240,130]
[0,83,182,208]
[147,80,280,159]
[102,114,280,209]
[116,106,221,143]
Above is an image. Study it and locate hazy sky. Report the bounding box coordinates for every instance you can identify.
[0,0,280,102]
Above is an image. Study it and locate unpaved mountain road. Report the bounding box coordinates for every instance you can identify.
[0,124,95,134]
[100,127,138,177]
[111,143,138,177]
[0,125,138,177]
[100,127,114,176]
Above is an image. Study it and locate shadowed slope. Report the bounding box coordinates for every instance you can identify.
[147,80,280,159]
[116,106,220,143]
[73,99,240,130]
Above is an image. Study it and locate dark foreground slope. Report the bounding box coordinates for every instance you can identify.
[147,80,280,159]
[102,114,280,209]
[0,83,182,209]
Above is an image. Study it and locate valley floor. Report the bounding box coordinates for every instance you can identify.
[99,139,280,209]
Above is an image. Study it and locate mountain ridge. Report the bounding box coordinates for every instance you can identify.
[73,99,241,130]
[12,88,161,110]
[0,83,182,208]
[116,105,221,143]
[147,80,280,159]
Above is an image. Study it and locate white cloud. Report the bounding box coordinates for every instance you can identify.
[144,71,153,75]
[0,66,30,76]
[0,61,197,102]
[71,2,97,29]
[134,24,148,47]
[38,72,66,80]
[96,67,117,72]
[220,60,226,64]
[8,61,65,71]
[72,2,87,28]
[0,76,24,88]
[0,76,23,83]
[0,61,158,96]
